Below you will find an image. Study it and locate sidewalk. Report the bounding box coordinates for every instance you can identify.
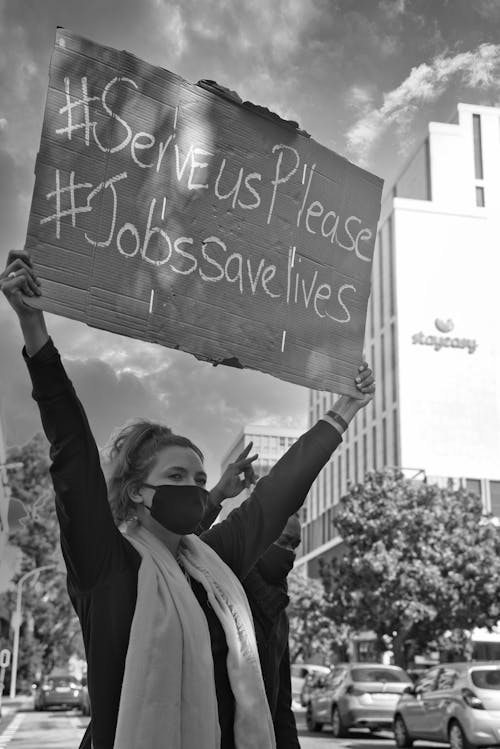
[0,695,33,719]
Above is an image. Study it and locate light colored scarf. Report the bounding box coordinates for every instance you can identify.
[113,524,276,749]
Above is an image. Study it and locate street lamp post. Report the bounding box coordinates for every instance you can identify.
[9,564,59,699]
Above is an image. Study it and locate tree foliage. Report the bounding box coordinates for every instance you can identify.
[320,470,500,668]
[3,433,85,686]
[287,570,350,664]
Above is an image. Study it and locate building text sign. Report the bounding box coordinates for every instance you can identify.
[27,29,383,394]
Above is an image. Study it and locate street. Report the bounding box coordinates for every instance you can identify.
[294,707,447,749]
[0,707,449,749]
[0,708,89,748]
[298,727,448,748]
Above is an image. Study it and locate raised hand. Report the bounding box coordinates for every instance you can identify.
[353,361,375,407]
[210,442,259,503]
[0,249,48,356]
[0,250,41,317]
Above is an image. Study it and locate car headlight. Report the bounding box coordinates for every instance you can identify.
[73,690,80,697]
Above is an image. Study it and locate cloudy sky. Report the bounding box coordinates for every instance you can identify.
[0,0,499,482]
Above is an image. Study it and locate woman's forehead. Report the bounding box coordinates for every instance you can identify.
[153,445,204,472]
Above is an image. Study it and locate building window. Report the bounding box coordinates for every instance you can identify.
[476,186,485,207]
[330,461,334,503]
[473,113,484,180]
[390,322,397,404]
[370,290,374,339]
[338,453,342,498]
[381,331,386,412]
[387,215,395,318]
[363,433,368,479]
[393,408,399,467]
[354,442,359,483]
[466,478,481,498]
[424,137,432,200]
[372,425,377,469]
[371,343,376,420]
[382,418,387,467]
[378,229,384,324]
[490,481,500,517]
[346,448,350,481]
[363,404,367,429]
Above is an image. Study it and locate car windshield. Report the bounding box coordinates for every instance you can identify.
[471,669,500,690]
[46,677,79,688]
[351,668,412,684]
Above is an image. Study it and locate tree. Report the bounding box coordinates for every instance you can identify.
[287,571,351,664]
[320,470,500,669]
[3,433,85,685]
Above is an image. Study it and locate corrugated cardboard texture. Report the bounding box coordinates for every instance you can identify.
[26,28,383,395]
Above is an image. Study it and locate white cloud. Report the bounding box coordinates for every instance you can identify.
[346,85,376,114]
[0,118,7,130]
[380,0,407,18]
[346,44,500,163]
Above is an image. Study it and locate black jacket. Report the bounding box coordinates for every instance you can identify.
[24,338,341,748]
[243,565,300,749]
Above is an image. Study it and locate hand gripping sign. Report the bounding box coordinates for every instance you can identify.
[26,29,383,395]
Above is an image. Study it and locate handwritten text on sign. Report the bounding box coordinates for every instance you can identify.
[27,29,383,394]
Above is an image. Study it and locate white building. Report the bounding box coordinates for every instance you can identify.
[216,425,301,522]
[297,103,500,576]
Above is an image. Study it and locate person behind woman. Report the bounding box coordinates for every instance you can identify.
[0,250,375,749]
[198,500,302,748]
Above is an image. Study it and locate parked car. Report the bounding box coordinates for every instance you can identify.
[393,661,500,749]
[306,662,413,737]
[34,674,88,713]
[301,668,333,707]
[290,663,330,706]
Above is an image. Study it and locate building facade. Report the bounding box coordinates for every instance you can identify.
[217,425,301,522]
[297,103,500,576]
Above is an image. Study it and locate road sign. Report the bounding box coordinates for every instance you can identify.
[0,649,10,669]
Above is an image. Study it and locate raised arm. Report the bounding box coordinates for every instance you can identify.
[196,442,258,534]
[1,250,124,591]
[202,366,374,578]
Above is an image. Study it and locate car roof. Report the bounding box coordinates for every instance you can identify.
[336,663,407,670]
[438,661,500,671]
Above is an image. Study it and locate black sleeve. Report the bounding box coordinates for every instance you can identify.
[274,640,301,749]
[23,338,126,591]
[201,421,341,579]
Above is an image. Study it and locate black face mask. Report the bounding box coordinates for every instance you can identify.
[142,483,209,535]
[257,543,295,585]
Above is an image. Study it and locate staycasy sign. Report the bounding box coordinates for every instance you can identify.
[26,28,383,395]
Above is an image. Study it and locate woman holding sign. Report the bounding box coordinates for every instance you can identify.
[0,249,375,749]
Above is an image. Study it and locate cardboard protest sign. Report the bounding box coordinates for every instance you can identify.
[26,28,383,395]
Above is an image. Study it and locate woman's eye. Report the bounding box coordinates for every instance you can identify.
[169,473,182,480]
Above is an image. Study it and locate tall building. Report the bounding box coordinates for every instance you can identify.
[297,103,500,576]
[217,425,301,522]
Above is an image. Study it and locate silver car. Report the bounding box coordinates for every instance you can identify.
[306,662,413,737]
[393,661,500,749]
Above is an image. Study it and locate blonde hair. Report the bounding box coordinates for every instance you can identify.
[104,420,204,524]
